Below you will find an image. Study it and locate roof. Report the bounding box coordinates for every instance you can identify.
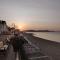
[0,20,6,24]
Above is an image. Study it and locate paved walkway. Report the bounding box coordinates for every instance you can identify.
[0,45,19,60]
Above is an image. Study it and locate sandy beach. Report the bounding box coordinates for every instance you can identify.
[23,33,60,60]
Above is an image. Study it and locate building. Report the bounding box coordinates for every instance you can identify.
[0,20,8,34]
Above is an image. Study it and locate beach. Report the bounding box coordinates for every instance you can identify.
[23,33,60,60]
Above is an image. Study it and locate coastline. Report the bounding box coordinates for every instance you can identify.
[23,33,60,60]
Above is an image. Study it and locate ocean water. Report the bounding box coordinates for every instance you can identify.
[26,32,60,43]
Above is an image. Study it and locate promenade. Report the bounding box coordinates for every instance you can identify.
[23,33,60,60]
[0,35,20,60]
[0,45,16,60]
[0,33,50,60]
[0,33,60,60]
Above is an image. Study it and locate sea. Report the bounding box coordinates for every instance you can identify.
[26,32,60,43]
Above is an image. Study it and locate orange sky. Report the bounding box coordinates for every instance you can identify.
[7,20,60,31]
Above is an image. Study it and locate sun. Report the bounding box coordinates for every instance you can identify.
[18,26,24,31]
[16,23,28,31]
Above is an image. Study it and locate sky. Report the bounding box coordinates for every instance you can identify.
[0,0,60,31]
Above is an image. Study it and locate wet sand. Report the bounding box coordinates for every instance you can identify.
[23,33,60,60]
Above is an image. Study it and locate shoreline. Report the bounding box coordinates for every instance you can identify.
[26,32,60,43]
[23,33,60,60]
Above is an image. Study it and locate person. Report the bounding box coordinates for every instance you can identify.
[18,34,28,60]
[10,33,28,60]
[10,34,20,52]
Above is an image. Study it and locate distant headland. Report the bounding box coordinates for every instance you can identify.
[23,30,56,32]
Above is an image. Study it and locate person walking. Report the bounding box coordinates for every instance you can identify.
[19,34,28,60]
[10,34,20,58]
[10,33,28,60]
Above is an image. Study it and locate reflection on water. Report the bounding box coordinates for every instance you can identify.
[27,32,60,43]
